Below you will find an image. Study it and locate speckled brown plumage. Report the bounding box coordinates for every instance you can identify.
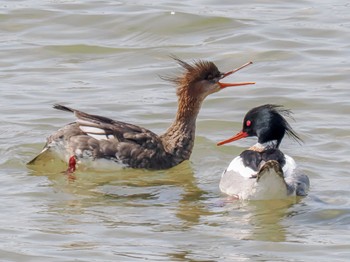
[29,58,254,170]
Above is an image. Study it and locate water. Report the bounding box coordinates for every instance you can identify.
[1,0,350,261]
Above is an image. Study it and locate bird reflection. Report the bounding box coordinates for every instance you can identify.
[225,197,302,242]
[29,159,211,228]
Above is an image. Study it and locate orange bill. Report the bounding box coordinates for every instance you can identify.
[217,131,248,146]
[218,61,255,89]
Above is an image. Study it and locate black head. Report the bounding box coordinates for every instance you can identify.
[218,104,303,148]
[161,57,255,99]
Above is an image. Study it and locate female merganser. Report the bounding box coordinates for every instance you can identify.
[217,104,310,200]
[29,58,254,171]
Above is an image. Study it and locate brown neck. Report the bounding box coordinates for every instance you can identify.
[160,90,204,163]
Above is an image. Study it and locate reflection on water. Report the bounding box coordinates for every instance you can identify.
[243,199,300,242]
[220,197,303,243]
[30,159,211,228]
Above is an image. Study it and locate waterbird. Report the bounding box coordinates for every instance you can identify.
[28,58,254,171]
[217,104,310,200]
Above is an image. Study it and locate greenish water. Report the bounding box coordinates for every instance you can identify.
[1,0,350,261]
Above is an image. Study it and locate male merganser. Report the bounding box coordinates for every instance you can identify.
[217,104,310,200]
[28,58,254,171]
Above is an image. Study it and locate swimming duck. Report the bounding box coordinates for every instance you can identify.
[217,104,310,200]
[29,58,254,171]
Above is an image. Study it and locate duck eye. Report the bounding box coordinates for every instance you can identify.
[246,120,252,127]
[206,74,213,80]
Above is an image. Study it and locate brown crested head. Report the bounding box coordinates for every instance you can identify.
[161,56,255,100]
[175,58,222,97]
[172,58,220,85]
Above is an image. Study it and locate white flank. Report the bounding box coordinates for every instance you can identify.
[282,154,297,177]
[226,156,256,178]
[219,169,255,198]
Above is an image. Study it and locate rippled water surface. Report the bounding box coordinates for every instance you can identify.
[1,0,350,261]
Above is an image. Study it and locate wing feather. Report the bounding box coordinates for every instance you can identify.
[54,104,162,147]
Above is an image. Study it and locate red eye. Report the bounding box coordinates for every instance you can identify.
[246,120,251,127]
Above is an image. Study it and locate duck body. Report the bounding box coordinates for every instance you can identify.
[35,107,178,170]
[29,59,254,170]
[219,144,309,200]
[218,104,310,200]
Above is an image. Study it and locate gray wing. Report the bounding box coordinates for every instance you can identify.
[284,168,310,196]
[53,104,163,149]
[294,172,310,196]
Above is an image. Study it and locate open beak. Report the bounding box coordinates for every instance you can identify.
[217,131,248,146]
[218,61,255,89]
